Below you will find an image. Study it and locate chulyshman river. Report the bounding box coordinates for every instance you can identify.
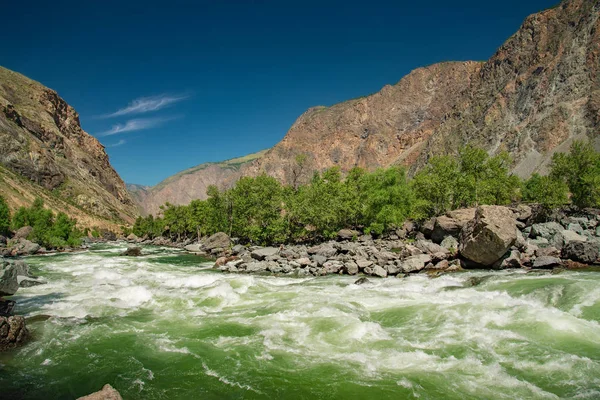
[1,243,599,399]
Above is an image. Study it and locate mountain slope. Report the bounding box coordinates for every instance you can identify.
[245,0,599,181]
[0,66,138,226]
[132,150,267,215]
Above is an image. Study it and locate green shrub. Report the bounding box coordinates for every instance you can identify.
[0,196,10,236]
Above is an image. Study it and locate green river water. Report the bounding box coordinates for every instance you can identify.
[1,244,599,399]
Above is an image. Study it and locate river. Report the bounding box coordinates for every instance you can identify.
[1,243,599,399]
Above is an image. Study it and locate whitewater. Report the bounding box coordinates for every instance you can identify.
[1,243,599,399]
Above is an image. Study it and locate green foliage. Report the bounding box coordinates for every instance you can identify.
[412,146,521,217]
[10,198,82,248]
[0,196,10,236]
[522,173,569,207]
[550,140,600,208]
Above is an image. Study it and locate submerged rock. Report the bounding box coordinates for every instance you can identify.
[120,247,142,256]
[0,315,29,352]
[354,277,371,285]
[77,384,123,400]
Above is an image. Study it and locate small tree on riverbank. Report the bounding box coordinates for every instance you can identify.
[0,195,11,236]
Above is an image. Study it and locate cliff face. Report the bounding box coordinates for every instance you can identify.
[0,66,138,226]
[245,0,599,182]
[132,150,267,216]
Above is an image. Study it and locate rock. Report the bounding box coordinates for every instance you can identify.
[536,246,561,258]
[77,384,123,400]
[431,208,476,243]
[355,259,373,270]
[0,315,29,352]
[338,229,360,241]
[385,263,402,275]
[358,234,373,242]
[120,247,142,256]
[420,218,436,237]
[533,256,562,269]
[324,260,343,274]
[562,241,600,264]
[312,255,327,267]
[354,277,371,285]
[203,232,231,251]
[231,244,246,255]
[295,257,311,267]
[343,261,359,275]
[126,233,139,242]
[215,256,239,267]
[0,236,6,246]
[567,223,584,235]
[459,206,517,267]
[307,243,337,258]
[17,276,46,288]
[184,243,203,253]
[10,260,30,277]
[530,222,564,240]
[440,236,459,251]
[415,240,448,256]
[497,250,522,269]
[401,254,432,273]
[561,230,587,245]
[512,204,533,222]
[245,262,270,273]
[0,299,15,317]
[251,247,279,261]
[0,262,18,296]
[371,265,387,278]
[10,238,41,256]
[14,226,33,240]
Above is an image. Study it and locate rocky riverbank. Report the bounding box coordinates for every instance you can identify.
[166,205,600,278]
[0,258,33,351]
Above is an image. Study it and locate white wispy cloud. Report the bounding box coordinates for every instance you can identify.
[97,117,173,136]
[106,139,127,147]
[103,94,189,118]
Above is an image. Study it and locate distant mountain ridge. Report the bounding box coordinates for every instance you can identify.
[130,150,268,215]
[0,66,138,228]
[132,0,599,215]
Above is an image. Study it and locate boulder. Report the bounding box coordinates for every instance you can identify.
[11,260,30,277]
[562,241,600,264]
[14,226,33,240]
[184,243,203,253]
[295,257,311,267]
[245,262,270,273]
[533,256,562,269]
[231,244,246,255]
[120,247,142,256]
[354,277,371,285]
[312,255,327,267]
[77,384,123,400]
[324,260,343,274]
[512,204,533,222]
[307,243,337,258]
[17,276,46,288]
[203,232,231,251]
[126,233,139,242]
[561,230,587,245]
[415,240,448,256]
[215,256,239,267]
[440,236,459,251]
[343,261,359,275]
[337,229,360,241]
[0,262,18,296]
[459,206,517,267]
[430,208,477,243]
[251,247,279,261]
[0,315,29,352]
[355,259,373,270]
[530,222,564,240]
[11,239,41,256]
[371,265,387,278]
[496,250,522,269]
[400,254,432,273]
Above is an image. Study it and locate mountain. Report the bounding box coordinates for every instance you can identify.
[132,0,599,214]
[0,66,138,228]
[130,150,267,215]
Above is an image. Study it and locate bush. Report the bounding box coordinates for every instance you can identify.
[522,173,569,207]
[0,196,10,236]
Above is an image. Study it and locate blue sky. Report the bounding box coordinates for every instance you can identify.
[3,0,556,186]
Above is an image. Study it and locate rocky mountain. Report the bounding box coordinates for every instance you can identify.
[131,150,267,215]
[0,66,138,228]
[132,0,599,214]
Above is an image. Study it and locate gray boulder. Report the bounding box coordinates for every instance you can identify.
[14,226,33,240]
[0,262,18,296]
[440,236,459,251]
[343,261,359,275]
[371,265,387,278]
[11,238,41,256]
[496,250,522,269]
[245,262,270,273]
[307,243,337,258]
[431,208,476,243]
[231,244,246,255]
[401,254,432,273]
[120,247,142,256]
[415,240,448,256]
[530,222,564,240]
[251,247,279,261]
[562,241,599,264]
[533,256,562,269]
[561,230,587,245]
[312,255,327,267]
[459,206,517,267]
[324,260,343,274]
[18,276,47,288]
[203,232,231,251]
[0,315,29,352]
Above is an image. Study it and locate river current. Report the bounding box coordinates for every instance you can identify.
[1,244,599,399]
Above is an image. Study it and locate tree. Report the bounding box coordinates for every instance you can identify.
[523,173,569,207]
[551,140,600,208]
[0,196,10,236]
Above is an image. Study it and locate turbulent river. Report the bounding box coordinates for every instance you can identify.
[1,244,600,399]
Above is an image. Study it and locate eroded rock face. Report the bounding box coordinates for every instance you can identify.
[0,67,137,224]
[459,206,517,267]
[0,315,29,352]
